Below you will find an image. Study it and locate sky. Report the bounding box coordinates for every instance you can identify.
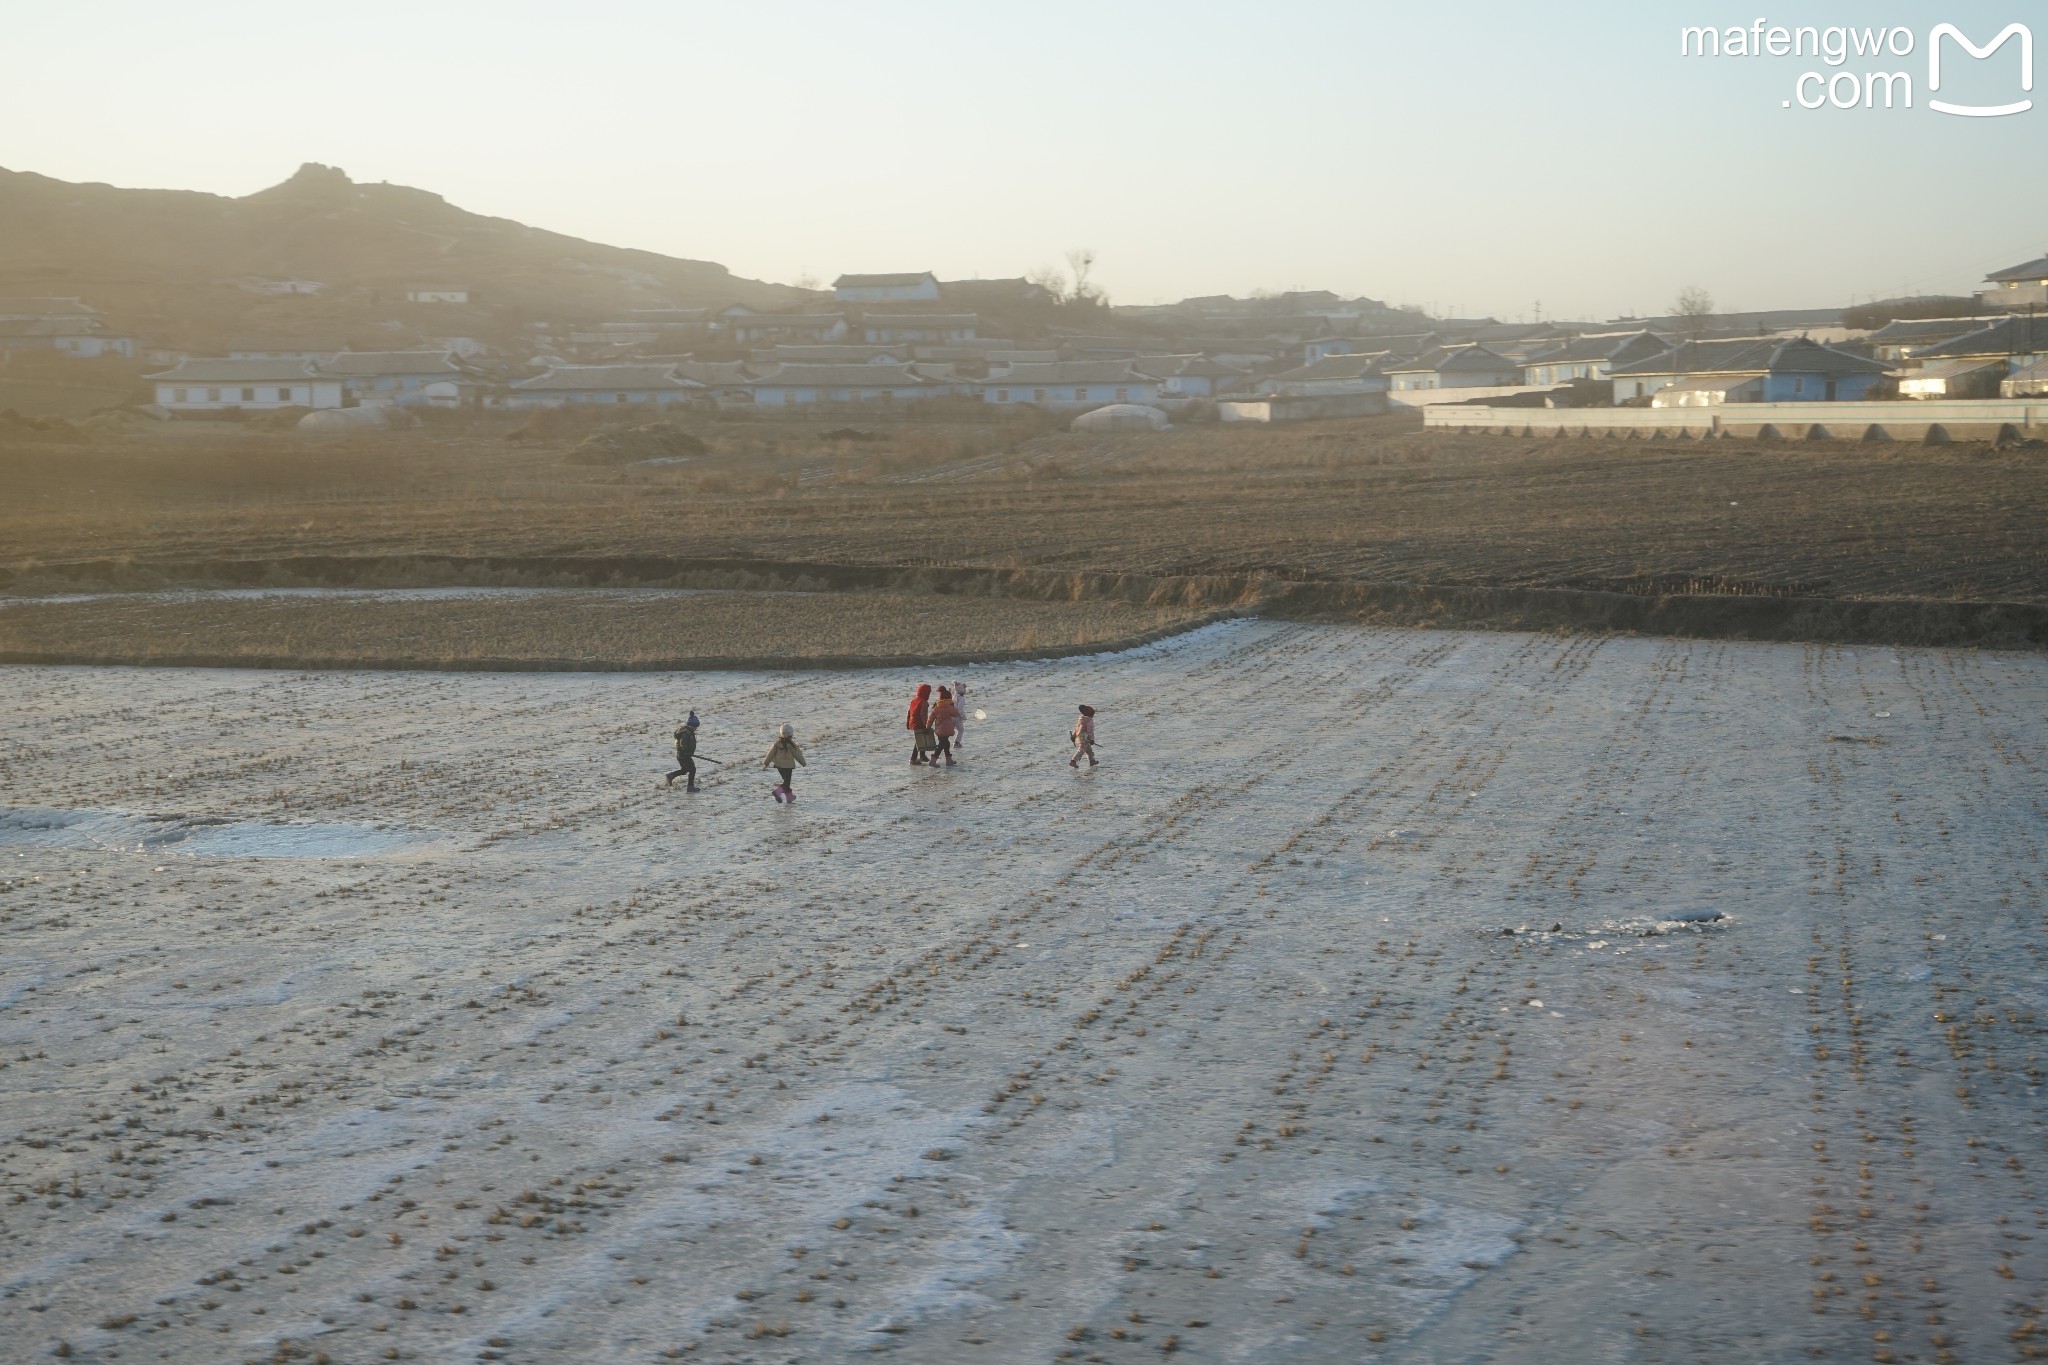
[4,0,2045,320]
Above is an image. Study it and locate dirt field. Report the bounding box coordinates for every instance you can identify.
[2,621,2044,1362]
[6,414,2048,604]
[0,589,1205,669]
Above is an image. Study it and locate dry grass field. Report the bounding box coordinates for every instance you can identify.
[0,589,1204,667]
[6,411,2047,604]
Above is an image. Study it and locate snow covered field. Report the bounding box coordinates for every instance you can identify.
[1,620,2044,1364]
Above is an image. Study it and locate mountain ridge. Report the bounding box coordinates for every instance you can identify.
[0,162,801,349]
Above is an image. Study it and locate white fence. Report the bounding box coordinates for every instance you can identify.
[1423,399,2048,441]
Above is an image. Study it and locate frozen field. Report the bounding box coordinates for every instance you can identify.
[1,620,2045,1364]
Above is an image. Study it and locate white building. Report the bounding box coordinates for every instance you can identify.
[832,272,941,304]
[405,285,471,304]
[145,358,343,411]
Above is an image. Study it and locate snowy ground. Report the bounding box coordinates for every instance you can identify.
[1,621,2044,1364]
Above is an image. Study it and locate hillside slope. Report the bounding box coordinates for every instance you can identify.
[0,163,800,349]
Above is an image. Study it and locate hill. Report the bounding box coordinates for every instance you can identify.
[0,162,802,351]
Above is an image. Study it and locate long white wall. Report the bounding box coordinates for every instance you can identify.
[1424,399,2048,438]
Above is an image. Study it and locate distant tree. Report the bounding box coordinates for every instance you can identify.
[1065,248,1105,308]
[792,272,822,292]
[1027,264,1068,304]
[1671,286,1715,341]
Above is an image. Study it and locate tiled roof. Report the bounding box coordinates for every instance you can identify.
[1984,256,2048,282]
[1608,337,1888,378]
[1522,330,1665,366]
[145,358,321,382]
[320,350,463,377]
[511,365,702,391]
[1908,316,2048,359]
[1386,344,1518,374]
[834,273,935,288]
[982,362,1149,385]
[1263,353,1393,383]
[744,363,941,387]
[723,313,847,328]
[0,296,98,318]
[860,314,980,328]
[0,318,117,339]
[1866,317,1990,345]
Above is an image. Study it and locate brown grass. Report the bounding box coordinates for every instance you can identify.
[0,590,1207,668]
[4,410,2047,603]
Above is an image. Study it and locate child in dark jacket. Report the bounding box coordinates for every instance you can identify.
[665,711,701,791]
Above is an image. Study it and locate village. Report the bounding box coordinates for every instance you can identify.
[6,252,2046,436]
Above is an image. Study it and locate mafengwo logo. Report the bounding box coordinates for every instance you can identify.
[1680,19,2032,114]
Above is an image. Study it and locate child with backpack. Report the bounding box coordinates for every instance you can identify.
[1069,704,1097,768]
[763,724,806,803]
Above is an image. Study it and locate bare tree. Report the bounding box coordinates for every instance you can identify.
[1672,285,1715,342]
[1026,264,1068,304]
[792,271,822,292]
[1065,248,1103,307]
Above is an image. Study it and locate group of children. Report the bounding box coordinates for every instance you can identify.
[904,681,968,767]
[662,686,1099,802]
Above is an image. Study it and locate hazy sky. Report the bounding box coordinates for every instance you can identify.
[6,0,2045,319]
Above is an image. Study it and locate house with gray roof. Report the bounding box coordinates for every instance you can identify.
[720,313,850,345]
[1904,314,2048,363]
[977,361,1159,410]
[504,363,707,409]
[1520,331,1667,387]
[859,314,979,344]
[1130,354,1253,398]
[1607,337,1888,405]
[1980,255,2048,309]
[1894,316,2048,397]
[319,351,466,401]
[1866,317,1992,362]
[1384,345,1522,392]
[735,363,950,407]
[1252,352,1399,397]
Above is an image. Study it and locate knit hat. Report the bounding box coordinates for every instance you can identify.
[779,723,794,739]
[1078,704,1095,716]
[685,711,700,729]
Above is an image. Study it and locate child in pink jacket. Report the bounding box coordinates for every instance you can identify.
[1068,704,1097,768]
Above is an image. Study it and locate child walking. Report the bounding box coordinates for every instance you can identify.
[906,683,936,766]
[764,724,806,803]
[665,711,701,791]
[1069,704,1098,768]
[951,680,969,750]
[929,687,961,767]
